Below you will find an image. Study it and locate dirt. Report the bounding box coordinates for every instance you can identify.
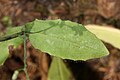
[0,0,120,80]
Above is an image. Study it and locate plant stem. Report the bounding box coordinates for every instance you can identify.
[23,32,30,80]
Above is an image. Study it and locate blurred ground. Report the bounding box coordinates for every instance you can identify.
[0,0,120,80]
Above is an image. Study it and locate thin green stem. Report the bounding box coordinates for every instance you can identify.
[23,31,30,80]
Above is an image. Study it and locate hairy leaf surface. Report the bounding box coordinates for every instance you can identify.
[29,19,109,61]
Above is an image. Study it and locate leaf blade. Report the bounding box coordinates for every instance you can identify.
[29,19,109,61]
[0,25,24,65]
[48,57,73,80]
[0,37,23,65]
[85,25,120,49]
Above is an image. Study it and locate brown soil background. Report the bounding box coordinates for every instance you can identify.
[0,0,120,80]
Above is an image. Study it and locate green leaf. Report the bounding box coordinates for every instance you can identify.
[0,27,23,65]
[0,21,33,65]
[29,19,109,61]
[0,37,23,65]
[48,57,73,80]
[85,25,120,49]
[25,21,34,32]
[5,26,23,36]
